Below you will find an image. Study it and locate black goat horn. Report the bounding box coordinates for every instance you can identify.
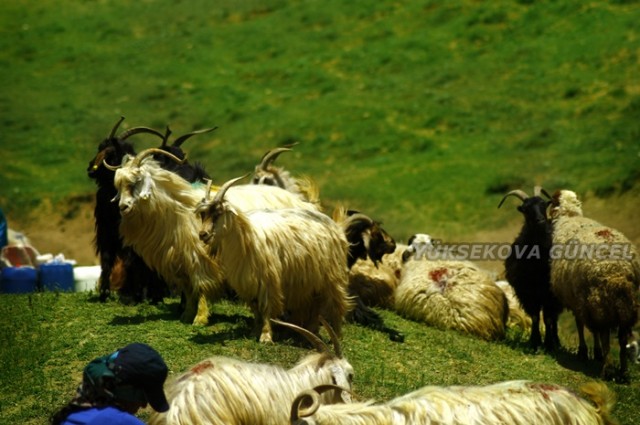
[173,126,218,147]
[498,189,529,208]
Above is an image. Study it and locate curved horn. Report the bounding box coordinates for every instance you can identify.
[497,189,530,209]
[534,186,552,199]
[203,178,214,202]
[117,126,165,142]
[259,147,292,170]
[133,148,186,167]
[290,388,322,422]
[108,116,126,140]
[173,126,218,147]
[102,159,121,171]
[291,384,353,421]
[161,126,172,148]
[270,319,331,354]
[319,317,343,358]
[211,174,249,204]
[344,213,374,232]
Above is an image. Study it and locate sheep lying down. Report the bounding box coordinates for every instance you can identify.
[394,258,509,341]
[291,380,616,425]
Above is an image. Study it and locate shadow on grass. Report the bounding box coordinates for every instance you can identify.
[504,335,605,379]
[108,301,182,325]
[190,312,254,344]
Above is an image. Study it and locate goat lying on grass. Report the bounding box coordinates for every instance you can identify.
[291,380,616,425]
[148,319,353,425]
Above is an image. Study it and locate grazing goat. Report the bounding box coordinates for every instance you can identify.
[87,117,168,303]
[395,236,509,341]
[196,176,352,342]
[498,187,562,350]
[109,148,318,325]
[333,208,404,342]
[549,189,640,379]
[290,380,616,425]
[148,320,354,425]
[251,145,321,207]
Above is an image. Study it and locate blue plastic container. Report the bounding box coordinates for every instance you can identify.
[40,263,74,292]
[1,266,38,294]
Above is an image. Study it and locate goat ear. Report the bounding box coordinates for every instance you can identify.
[137,174,155,200]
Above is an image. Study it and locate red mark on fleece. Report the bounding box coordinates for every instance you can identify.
[528,383,561,401]
[429,268,448,283]
[595,229,614,242]
[191,360,214,374]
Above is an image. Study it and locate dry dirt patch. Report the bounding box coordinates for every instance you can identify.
[5,187,640,270]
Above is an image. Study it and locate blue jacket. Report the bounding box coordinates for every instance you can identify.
[61,407,145,425]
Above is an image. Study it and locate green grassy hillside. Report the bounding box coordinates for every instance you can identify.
[1,1,639,424]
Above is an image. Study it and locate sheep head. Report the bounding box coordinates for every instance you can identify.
[272,318,354,404]
[110,148,186,215]
[498,186,551,227]
[549,189,583,219]
[196,175,248,244]
[403,233,433,262]
[290,384,353,424]
[87,116,164,180]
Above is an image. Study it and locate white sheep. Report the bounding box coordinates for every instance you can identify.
[394,235,509,341]
[195,176,353,343]
[290,380,616,425]
[549,189,640,378]
[109,148,319,326]
[148,320,354,425]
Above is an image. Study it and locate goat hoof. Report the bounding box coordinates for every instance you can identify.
[259,333,274,344]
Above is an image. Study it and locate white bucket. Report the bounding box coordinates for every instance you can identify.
[73,266,101,292]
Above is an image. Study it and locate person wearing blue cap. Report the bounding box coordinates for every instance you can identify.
[51,343,170,425]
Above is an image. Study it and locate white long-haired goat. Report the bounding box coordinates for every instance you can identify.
[195,175,353,342]
[290,380,616,425]
[148,320,354,425]
[109,148,319,325]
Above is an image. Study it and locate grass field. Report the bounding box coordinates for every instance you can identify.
[1,291,639,424]
[1,0,639,424]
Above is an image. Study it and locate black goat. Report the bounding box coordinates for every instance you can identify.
[88,117,168,303]
[340,210,405,342]
[88,117,214,304]
[499,187,562,351]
